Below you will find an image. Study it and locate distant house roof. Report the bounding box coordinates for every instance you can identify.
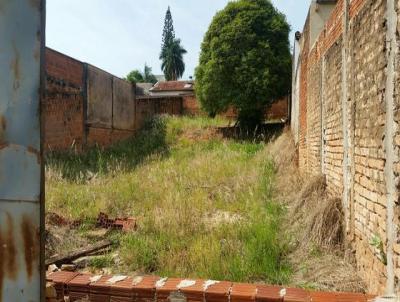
[315,0,337,3]
[150,81,194,92]
[135,83,154,96]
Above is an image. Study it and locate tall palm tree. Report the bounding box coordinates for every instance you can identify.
[160,38,187,81]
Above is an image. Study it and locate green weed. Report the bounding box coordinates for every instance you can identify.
[46,116,291,284]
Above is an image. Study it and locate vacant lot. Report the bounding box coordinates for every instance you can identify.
[46,116,290,284]
[45,116,364,292]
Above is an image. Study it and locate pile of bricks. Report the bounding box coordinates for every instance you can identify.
[96,212,137,232]
[46,271,376,302]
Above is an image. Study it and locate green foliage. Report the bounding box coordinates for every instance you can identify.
[370,234,387,265]
[126,64,157,84]
[126,70,143,83]
[143,64,158,84]
[160,7,187,80]
[162,6,175,48]
[195,0,292,127]
[46,117,168,182]
[89,255,114,269]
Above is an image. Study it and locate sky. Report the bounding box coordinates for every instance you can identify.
[46,0,310,80]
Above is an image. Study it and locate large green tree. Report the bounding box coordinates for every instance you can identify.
[160,7,187,81]
[126,64,158,84]
[195,0,291,127]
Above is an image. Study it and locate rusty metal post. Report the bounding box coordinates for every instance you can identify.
[0,0,45,301]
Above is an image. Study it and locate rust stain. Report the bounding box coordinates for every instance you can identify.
[21,215,39,281]
[27,146,41,164]
[0,116,5,131]
[5,214,17,280]
[11,43,21,91]
[0,143,10,150]
[0,116,5,145]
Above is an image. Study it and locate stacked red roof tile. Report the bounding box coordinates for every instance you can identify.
[46,272,377,302]
[97,212,137,232]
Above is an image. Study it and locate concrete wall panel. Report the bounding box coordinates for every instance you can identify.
[87,65,113,128]
[112,77,135,130]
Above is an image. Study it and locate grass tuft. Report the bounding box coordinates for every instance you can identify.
[46,115,290,284]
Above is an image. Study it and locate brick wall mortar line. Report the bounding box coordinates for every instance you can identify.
[341,0,351,236]
[384,0,397,294]
[321,56,327,175]
[348,15,357,243]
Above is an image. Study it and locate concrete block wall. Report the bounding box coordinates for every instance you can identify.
[292,0,400,294]
[85,64,137,146]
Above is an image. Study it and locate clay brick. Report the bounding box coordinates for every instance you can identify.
[309,291,336,302]
[230,283,257,302]
[48,271,80,300]
[90,275,112,302]
[205,281,232,302]
[68,273,93,302]
[256,285,283,302]
[178,279,206,302]
[283,288,310,302]
[133,275,159,302]
[110,276,134,300]
[156,278,182,302]
[335,292,367,302]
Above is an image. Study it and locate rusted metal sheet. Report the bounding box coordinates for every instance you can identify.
[0,0,45,301]
[112,77,136,130]
[87,64,113,128]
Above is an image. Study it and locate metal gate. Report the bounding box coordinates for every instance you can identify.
[0,0,45,301]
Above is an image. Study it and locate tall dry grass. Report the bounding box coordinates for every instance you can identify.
[267,128,365,292]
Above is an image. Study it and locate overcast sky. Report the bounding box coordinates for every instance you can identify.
[46,0,310,80]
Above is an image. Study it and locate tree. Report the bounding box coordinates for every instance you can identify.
[195,0,291,128]
[162,6,175,48]
[160,38,187,81]
[126,70,144,83]
[160,7,187,81]
[126,64,157,84]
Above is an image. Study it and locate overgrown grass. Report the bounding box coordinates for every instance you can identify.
[46,115,291,284]
[46,117,168,182]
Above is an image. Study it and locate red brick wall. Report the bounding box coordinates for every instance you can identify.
[154,97,183,116]
[86,127,134,147]
[349,0,366,19]
[43,48,85,152]
[135,97,183,130]
[183,95,202,115]
[181,95,289,121]
[266,97,289,121]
